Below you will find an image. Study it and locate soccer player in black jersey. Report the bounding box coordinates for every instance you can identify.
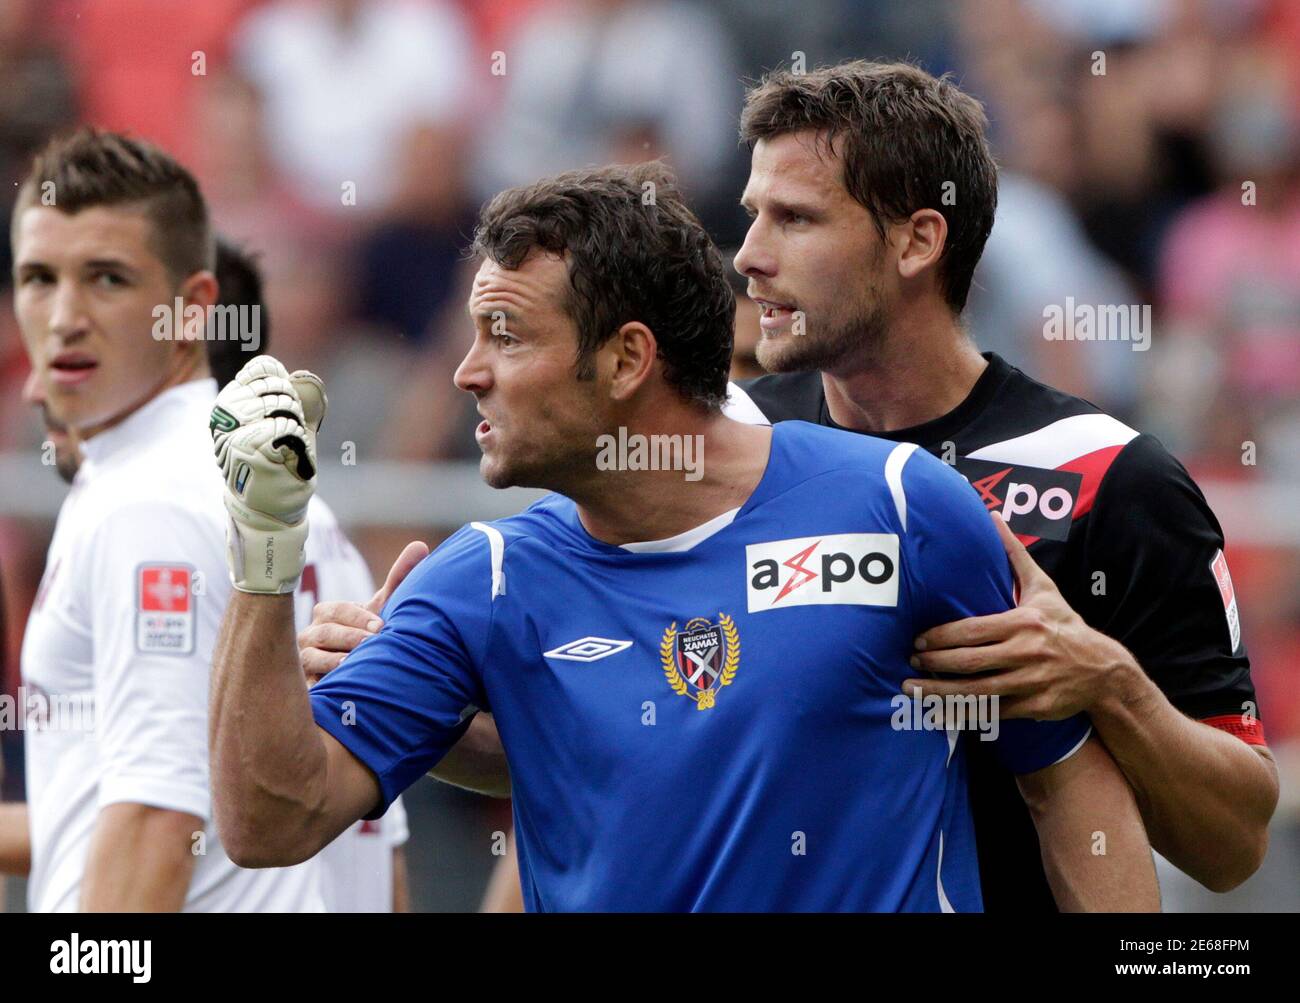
[725,60,1278,911]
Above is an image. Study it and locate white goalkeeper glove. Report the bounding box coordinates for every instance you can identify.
[210,355,327,594]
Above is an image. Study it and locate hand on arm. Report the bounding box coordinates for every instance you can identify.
[298,541,512,798]
[1017,735,1159,912]
[299,541,430,683]
[905,514,1133,721]
[908,512,1278,891]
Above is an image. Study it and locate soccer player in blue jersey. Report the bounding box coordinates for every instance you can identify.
[207,164,1157,911]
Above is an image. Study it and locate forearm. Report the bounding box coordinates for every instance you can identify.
[0,802,31,876]
[211,592,336,866]
[1021,737,1159,912]
[80,803,199,911]
[1092,657,1278,891]
[429,713,511,797]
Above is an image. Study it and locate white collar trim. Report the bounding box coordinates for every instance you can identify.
[618,506,741,553]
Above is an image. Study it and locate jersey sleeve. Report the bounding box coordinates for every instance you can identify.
[899,447,1093,775]
[86,499,228,821]
[309,525,495,818]
[1080,434,1262,742]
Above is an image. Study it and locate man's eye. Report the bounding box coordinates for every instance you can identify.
[492,331,518,346]
[92,271,126,287]
[19,272,53,286]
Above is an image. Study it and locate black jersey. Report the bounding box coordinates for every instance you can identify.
[731,353,1263,913]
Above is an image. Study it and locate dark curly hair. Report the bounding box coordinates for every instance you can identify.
[471,162,734,411]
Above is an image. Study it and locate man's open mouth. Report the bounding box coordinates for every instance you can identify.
[754,299,798,331]
[49,353,99,385]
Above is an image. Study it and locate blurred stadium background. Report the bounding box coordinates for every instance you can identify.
[0,0,1297,911]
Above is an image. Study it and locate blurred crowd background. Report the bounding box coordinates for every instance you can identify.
[0,0,1298,911]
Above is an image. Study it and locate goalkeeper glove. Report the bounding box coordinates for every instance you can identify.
[210,355,327,594]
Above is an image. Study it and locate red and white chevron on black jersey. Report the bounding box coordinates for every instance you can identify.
[732,353,1264,913]
[957,412,1139,547]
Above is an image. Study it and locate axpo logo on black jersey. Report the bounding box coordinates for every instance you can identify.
[746,533,898,612]
[954,458,1083,542]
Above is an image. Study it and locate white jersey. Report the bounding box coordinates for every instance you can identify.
[295,504,410,912]
[317,795,409,912]
[21,378,323,912]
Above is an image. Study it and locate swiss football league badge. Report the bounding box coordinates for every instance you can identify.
[136,564,196,655]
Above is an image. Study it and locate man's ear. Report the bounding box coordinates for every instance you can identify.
[895,208,948,283]
[175,270,219,369]
[604,321,658,402]
[179,269,219,312]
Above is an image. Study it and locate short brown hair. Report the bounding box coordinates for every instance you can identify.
[740,60,997,313]
[471,162,734,410]
[12,128,215,282]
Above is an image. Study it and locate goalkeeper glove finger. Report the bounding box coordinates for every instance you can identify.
[289,369,327,437]
[211,355,323,594]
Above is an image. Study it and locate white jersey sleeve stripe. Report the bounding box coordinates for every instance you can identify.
[937,831,956,913]
[1049,724,1094,767]
[883,442,920,533]
[470,521,507,600]
[722,381,771,426]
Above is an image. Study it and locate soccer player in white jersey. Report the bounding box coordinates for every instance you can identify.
[3,195,412,911]
[8,128,327,910]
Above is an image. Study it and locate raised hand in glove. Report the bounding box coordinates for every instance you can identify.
[210,355,326,594]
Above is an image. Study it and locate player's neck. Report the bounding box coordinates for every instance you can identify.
[78,351,210,441]
[571,414,772,547]
[821,311,986,434]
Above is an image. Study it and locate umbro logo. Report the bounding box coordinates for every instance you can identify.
[543,637,634,662]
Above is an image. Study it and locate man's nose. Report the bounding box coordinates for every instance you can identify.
[48,279,90,340]
[733,219,775,281]
[453,339,493,396]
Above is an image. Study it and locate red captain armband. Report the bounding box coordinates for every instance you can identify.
[1200,714,1267,747]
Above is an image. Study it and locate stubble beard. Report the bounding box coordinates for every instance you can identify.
[479,431,593,495]
[756,292,890,376]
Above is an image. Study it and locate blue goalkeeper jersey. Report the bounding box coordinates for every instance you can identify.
[310,421,1091,912]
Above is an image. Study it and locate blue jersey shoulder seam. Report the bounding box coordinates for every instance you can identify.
[748,465,902,532]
